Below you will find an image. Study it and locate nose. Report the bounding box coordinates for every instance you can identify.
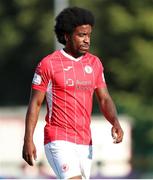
[84,35,90,44]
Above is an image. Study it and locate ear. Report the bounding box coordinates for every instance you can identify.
[64,34,70,42]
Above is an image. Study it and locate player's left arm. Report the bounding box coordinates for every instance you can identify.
[95,87,124,143]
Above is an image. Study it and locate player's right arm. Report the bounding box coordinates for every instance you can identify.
[22,89,45,166]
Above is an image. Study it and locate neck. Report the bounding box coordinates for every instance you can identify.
[63,48,83,58]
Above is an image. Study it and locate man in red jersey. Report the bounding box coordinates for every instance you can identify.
[22,7,124,179]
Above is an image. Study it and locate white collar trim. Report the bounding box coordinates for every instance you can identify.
[60,49,83,62]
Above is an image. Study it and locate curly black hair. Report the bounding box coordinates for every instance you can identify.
[54,7,95,45]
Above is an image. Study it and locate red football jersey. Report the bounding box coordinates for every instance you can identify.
[32,50,106,145]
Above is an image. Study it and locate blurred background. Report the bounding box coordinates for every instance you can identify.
[0,0,153,179]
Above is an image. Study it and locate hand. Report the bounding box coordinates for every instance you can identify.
[22,140,37,166]
[111,122,124,144]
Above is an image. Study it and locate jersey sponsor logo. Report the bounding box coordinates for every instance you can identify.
[66,79,74,86]
[32,73,42,85]
[64,66,73,71]
[84,65,93,74]
[76,80,92,90]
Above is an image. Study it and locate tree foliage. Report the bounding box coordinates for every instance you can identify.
[0,0,54,104]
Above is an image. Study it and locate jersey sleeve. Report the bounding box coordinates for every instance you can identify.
[32,57,51,92]
[95,58,107,89]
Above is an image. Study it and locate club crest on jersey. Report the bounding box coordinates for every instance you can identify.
[32,73,42,85]
[84,65,93,74]
[61,164,69,172]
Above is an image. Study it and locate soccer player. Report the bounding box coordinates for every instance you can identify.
[22,7,124,179]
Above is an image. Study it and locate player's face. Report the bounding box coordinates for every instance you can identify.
[65,24,92,57]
